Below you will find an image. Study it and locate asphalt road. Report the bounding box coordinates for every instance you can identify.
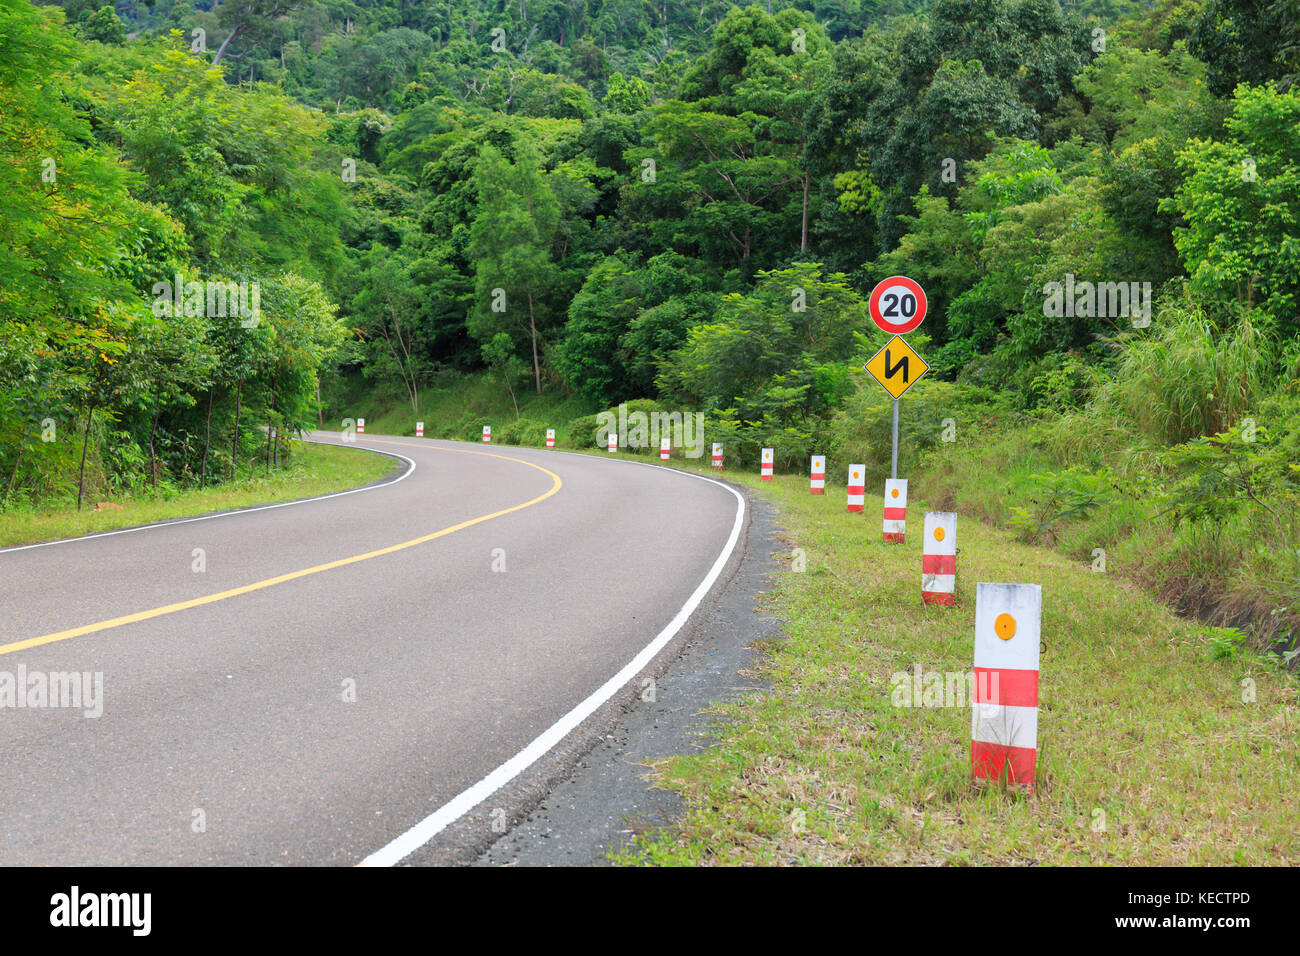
[0,433,743,865]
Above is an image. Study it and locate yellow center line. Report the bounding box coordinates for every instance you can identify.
[0,442,562,658]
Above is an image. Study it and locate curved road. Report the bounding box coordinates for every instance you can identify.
[0,433,743,865]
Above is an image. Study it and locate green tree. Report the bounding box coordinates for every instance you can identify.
[554,254,643,405]
[1169,82,1300,322]
[658,262,867,415]
[468,142,561,395]
[604,72,650,113]
[0,0,142,501]
[626,100,799,272]
[346,251,428,413]
[212,0,304,66]
[81,5,125,44]
[483,332,527,419]
[1190,0,1299,95]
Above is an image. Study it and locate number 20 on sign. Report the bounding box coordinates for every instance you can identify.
[868,275,927,336]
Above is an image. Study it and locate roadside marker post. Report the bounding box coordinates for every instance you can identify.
[847,465,865,512]
[883,479,908,542]
[971,583,1041,791]
[482,425,491,444]
[546,429,555,449]
[357,418,365,435]
[760,447,774,481]
[711,443,723,469]
[810,455,825,494]
[415,421,424,438]
[608,432,618,454]
[660,437,671,461]
[921,512,956,605]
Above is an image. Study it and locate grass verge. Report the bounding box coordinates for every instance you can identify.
[608,462,1300,865]
[323,370,596,444]
[0,441,396,548]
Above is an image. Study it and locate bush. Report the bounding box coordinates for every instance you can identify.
[567,399,709,456]
[1023,352,1097,415]
[1004,467,1118,545]
[705,407,814,470]
[460,418,489,443]
[1095,304,1280,445]
[498,418,547,446]
[565,413,601,448]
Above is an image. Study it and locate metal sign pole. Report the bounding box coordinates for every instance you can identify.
[891,398,899,479]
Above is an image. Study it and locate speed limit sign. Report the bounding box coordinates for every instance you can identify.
[869,276,927,335]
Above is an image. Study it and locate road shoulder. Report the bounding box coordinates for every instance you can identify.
[397,486,783,866]
[475,492,783,866]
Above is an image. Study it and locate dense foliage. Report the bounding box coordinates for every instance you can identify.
[3,0,348,504]
[3,0,1298,550]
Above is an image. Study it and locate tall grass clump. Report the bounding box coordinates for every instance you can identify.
[1096,302,1279,445]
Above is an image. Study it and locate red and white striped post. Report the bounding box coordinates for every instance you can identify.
[415,421,424,438]
[356,418,365,435]
[546,428,555,448]
[607,431,618,454]
[847,465,865,512]
[921,512,956,606]
[481,425,491,444]
[660,437,671,460]
[971,583,1041,791]
[810,455,825,495]
[883,478,907,542]
[760,447,774,481]
[711,443,723,469]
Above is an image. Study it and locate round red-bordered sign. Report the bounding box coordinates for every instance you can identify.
[868,276,927,335]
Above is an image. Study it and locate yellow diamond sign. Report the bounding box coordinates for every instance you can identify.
[864,335,928,399]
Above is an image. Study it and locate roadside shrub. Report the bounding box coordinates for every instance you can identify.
[566,398,707,456]
[1004,467,1118,545]
[460,419,488,443]
[1096,304,1279,445]
[498,418,547,446]
[565,412,601,448]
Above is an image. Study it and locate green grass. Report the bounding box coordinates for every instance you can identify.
[324,370,596,444]
[0,441,396,548]
[909,416,1300,660]
[606,461,1300,865]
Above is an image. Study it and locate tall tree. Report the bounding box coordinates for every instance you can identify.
[468,142,560,395]
[1190,0,1299,95]
[1170,82,1300,322]
[212,0,304,66]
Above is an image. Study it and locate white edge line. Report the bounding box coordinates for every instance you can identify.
[0,435,415,555]
[359,465,746,867]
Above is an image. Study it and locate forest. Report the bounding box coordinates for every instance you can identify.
[1,0,1297,650]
